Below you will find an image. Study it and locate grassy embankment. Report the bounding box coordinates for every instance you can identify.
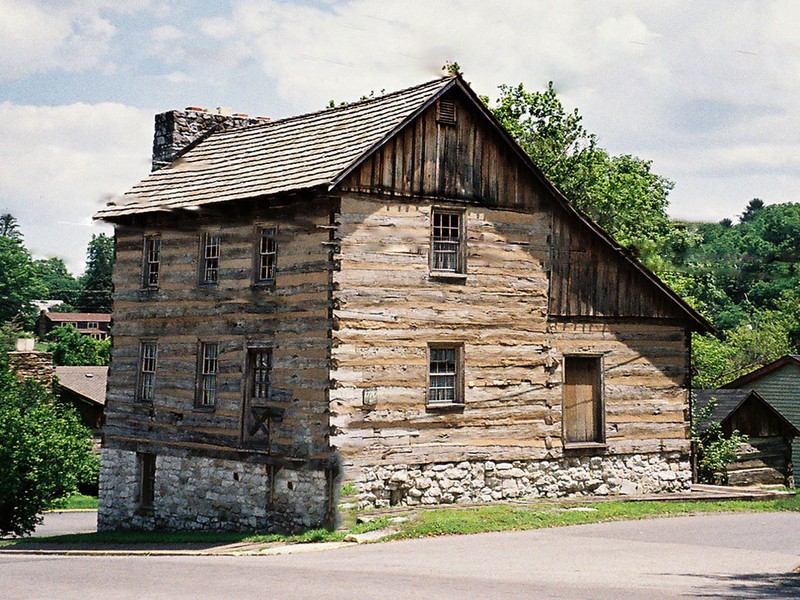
[2,488,797,548]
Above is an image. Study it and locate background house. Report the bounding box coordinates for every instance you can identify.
[55,365,108,433]
[695,388,797,486]
[95,75,710,532]
[37,311,111,340]
[722,355,800,484]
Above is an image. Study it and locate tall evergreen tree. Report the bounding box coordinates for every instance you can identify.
[77,234,114,312]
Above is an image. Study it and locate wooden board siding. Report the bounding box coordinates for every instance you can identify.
[338,91,549,212]
[329,195,691,471]
[105,198,336,466]
[550,211,686,320]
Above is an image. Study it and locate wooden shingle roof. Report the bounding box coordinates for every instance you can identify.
[55,366,108,406]
[96,77,456,219]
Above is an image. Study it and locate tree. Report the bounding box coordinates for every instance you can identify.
[0,236,46,326]
[34,257,79,306]
[77,234,114,312]
[486,82,674,257]
[0,360,94,536]
[740,198,765,223]
[46,326,110,366]
[0,212,22,241]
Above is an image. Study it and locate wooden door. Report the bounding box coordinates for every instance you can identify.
[563,356,602,444]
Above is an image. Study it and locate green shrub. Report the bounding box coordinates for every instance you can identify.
[0,359,95,535]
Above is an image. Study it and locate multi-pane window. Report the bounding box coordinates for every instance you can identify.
[138,341,158,402]
[428,346,462,405]
[563,356,604,445]
[197,342,219,407]
[143,235,161,288]
[256,227,277,283]
[250,348,271,401]
[138,452,156,508]
[431,211,463,273]
[201,232,220,285]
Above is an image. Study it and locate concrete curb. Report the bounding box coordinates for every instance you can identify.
[0,540,358,557]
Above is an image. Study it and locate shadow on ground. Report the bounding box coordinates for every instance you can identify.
[688,570,800,598]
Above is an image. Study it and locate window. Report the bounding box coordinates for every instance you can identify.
[138,452,156,508]
[197,342,219,407]
[431,210,464,273]
[200,232,220,285]
[143,235,161,288]
[137,341,158,402]
[563,355,604,446]
[250,348,271,402]
[256,227,277,283]
[242,348,273,444]
[87,321,99,330]
[428,345,463,405]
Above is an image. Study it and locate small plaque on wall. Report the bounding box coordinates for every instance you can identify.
[362,387,378,408]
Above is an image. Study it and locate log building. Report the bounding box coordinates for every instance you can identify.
[96,75,711,532]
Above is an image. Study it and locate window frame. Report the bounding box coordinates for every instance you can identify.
[561,353,606,449]
[195,341,219,409]
[142,234,162,289]
[253,226,277,285]
[426,343,465,408]
[136,340,158,402]
[430,207,467,278]
[199,231,221,286]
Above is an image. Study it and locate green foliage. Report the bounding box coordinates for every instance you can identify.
[0,360,95,536]
[0,212,22,241]
[691,397,748,484]
[34,257,79,306]
[77,233,114,312]
[46,326,110,366]
[487,81,674,256]
[0,236,47,327]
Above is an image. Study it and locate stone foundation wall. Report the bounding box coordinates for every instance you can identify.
[354,453,691,508]
[98,447,330,532]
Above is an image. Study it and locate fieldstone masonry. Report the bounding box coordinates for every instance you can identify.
[152,109,267,170]
[354,452,691,508]
[8,344,54,389]
[99,448,329,532]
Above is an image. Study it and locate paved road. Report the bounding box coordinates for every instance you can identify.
[2,512,799,599]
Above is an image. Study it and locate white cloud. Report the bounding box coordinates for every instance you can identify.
[0,101,152,273]
[0,0,156,81]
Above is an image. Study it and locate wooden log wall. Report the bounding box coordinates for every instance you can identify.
[329,194,691,471]
[106,197,335,466]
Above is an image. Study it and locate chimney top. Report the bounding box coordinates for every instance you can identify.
[216,106,232,116]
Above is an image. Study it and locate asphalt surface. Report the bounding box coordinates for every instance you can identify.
[2,512,800,599]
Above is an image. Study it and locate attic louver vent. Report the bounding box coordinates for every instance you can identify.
[436,99,457,125]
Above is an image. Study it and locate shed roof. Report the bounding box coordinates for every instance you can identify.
[696,388,800,435]
[96,77,454,219]
[44,312,111,323]
[55,366,108,406]
[722,355,800,389]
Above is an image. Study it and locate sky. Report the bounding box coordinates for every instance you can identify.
[1,0,799,273]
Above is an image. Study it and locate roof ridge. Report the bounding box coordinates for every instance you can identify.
[214,76,455,135]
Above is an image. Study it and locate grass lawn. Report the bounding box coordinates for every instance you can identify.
[48,493,99,511]
[2,494,796,549]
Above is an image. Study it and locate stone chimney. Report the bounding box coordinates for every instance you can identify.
[151,107,270,171]
[8,338,54,390]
